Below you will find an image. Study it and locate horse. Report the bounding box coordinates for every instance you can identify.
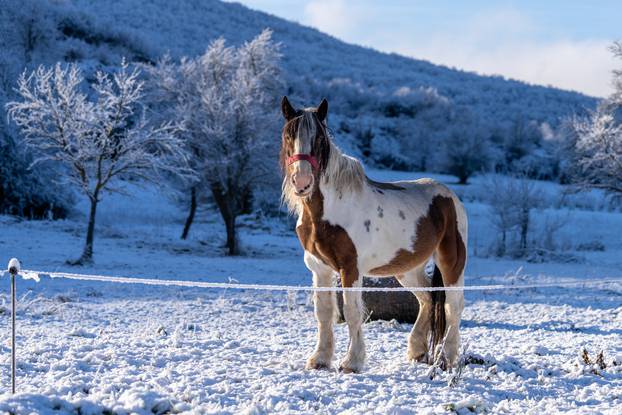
[279,96,467,373]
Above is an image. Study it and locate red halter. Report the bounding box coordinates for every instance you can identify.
[287,154,319,171]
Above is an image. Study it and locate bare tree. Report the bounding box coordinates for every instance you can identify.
[483,174,516,256]
[514,177,542,255]
[484,173,541,257]
[7,61,189,264]
[148,30,282,254]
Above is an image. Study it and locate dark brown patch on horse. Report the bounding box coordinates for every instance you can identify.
[377,206,384,218]
[366,177,406,191]
[368,195,466,286]
[364,220,371,232]
[296,188,359,287]
[398,210,406,220]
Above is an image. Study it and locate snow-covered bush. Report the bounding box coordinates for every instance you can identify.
[0,137,72,219]
[7,61,189,264]
[148,30,283,254]
[0,0,74,219]
[438,112,492,184]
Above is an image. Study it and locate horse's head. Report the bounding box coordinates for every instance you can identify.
[279,96,331,198]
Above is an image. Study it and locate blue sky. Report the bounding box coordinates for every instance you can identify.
[233,0,620,97]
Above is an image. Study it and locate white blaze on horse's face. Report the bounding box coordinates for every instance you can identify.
[290,113,316,196]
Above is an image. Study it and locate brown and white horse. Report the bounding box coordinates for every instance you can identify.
[279,97,467,373]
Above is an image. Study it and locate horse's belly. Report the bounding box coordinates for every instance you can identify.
[347,222,420,276]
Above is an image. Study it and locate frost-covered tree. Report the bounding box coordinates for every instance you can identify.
[610,41,622,106]
[571,105,622,194]
[149,30,282,254]
[7,62,189,264]
[570,42,622,196]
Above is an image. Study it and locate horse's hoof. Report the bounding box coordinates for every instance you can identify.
[408,352,427,363]
[338,361,363,373]
[305,357,332,370]
[305,362,330,370]
[338,365,357,374]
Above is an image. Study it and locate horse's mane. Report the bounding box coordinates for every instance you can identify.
[282,122,365,214]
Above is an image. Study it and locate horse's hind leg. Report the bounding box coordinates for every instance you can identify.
[442,277,464,367]
[435,228,466,367]
[304,253,337,370]
[396,265,431,362]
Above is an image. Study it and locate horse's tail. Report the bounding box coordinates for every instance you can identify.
[429,265,446,360]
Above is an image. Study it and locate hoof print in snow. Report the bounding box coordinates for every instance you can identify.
[68,329,96,338]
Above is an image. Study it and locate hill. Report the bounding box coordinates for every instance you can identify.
[0,0,598,216]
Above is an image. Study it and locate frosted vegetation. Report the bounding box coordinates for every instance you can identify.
[568,41,622,196]
[146,30,283,255]
[7,62,190,264]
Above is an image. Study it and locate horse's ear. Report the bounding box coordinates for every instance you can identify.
[317,98,328,122]
[281,96,297,121]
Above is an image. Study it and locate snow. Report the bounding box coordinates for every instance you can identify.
[0,170,621,414]
[0,277,620,413]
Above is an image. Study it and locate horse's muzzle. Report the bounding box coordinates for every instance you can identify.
[292,173,314,196]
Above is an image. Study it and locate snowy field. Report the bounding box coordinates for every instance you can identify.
[0,170,621,414]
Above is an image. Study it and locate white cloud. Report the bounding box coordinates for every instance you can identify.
[387,7,617,97]
[235,1,618,97]
[303,0,359,40]
[397,37,616,97]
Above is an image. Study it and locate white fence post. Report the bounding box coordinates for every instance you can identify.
[7,258,20,395]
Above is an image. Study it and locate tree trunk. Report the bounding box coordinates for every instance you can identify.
[499,229,506,257]
[224,213,237,256]
[181,186,197,240]
[211,183,239,256]
[78,197,98,264]
[520,210,529,255]
[458,171,469,185]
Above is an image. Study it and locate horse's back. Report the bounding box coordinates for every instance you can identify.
[366,176,468,248]
[369,177,458,208]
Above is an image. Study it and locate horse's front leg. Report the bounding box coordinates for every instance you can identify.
[339,270,366,373]
[305,253,337,370]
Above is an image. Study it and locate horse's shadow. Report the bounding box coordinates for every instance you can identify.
[466,285,622,311]
[462,318,622,336]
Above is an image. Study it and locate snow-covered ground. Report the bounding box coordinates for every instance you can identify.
[0,170,621,414]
